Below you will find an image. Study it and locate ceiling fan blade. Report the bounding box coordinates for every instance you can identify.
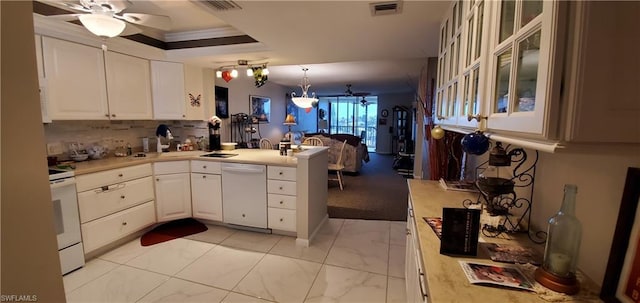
[80,0,130,13]
[119,23,142,36]
[119,13,171,31]
[47,13,83,21]
[62,2,92,12]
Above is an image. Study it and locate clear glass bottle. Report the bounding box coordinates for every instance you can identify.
[542,184,582,278]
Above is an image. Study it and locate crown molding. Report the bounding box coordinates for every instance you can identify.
[164,27,244,42]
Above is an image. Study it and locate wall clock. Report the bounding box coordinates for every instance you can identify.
[381,109,389,117]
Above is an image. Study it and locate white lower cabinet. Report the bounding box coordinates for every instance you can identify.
[77,164,155,254]
[81,201,155,253]
[267,166,297,232]
[154,161,192,222]
[190,173,223,221]
[406,202,429,303]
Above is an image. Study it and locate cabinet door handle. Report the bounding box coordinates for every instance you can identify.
[156,178,160,181]
[111,114,116,117]
[467,114,487,122]
[122,221,127,226]
[242,214,246,217]
[406,228,411,235]
[280,218,283,222]
[279,201,284,204]
[120,195,125,199]
[203,165,207,169]
[279,186,283,190]
[202,175,206,179]
[118,173,124,177]
[182,114,186,118]
[104,114,109,117]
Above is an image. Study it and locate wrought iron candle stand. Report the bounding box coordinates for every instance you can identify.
[462,142,546,244]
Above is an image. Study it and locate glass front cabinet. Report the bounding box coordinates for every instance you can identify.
[435,0,567,139]
[484,0,564,136]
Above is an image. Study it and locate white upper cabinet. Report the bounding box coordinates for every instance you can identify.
[151,61,186,120]
[183,64,207,121]
[43,36,109,120]
[435,0,490,129]
[484,0,559,136]
[104,52,153,120]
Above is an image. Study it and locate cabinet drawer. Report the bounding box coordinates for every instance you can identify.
[76,164,152,192]
[267,180,296,196]
[81,201,156,253]
[190,160,221,174]
[78,176,154,223]
[268,194,296,210]
[268,166,296,181]
[268,207,296,232]
[154,161,189,174]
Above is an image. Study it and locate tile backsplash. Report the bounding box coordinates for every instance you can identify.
[44,120,208,159]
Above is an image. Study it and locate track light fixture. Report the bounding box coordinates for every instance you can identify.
[215,60,269,87]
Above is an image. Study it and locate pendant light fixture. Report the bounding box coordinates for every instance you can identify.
[291,68,318,109]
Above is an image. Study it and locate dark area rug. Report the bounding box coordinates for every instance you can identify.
[141,218,208,246]
[328,153,409,221]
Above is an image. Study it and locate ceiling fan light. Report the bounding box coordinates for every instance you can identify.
[79,14,126,38]
[246,68,254,77]
[216,70,222,78]
[262,66,269,75]
[230,69,238,78]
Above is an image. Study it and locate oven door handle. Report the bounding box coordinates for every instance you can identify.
[50,177,76,190]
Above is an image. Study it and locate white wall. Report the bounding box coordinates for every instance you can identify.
[532,148,640,284]
[376,92,414,154]
[214,79,290,145]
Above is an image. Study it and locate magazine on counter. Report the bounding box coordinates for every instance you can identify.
[439,178,478,192]
[423,217,442,239]
[459,261,534,291]
[482,243,542,265]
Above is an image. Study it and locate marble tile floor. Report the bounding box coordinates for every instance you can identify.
[63,219,408,303]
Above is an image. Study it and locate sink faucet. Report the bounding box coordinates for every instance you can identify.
[155,124,174,153]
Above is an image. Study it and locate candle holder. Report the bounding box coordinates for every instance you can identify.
[535,184,582,294]
[462,143,547,244]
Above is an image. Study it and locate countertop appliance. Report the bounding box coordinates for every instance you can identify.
[221,163,267,229]
[49,168,85,275]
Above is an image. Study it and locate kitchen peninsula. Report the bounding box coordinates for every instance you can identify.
[69,147,328,257]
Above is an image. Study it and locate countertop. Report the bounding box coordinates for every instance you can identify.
[65,148,321,175]
[407,179,600,303]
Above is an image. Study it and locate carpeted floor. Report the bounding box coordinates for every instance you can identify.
[327,153,409,221]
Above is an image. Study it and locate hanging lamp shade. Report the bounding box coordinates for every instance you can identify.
[291,68,318,109]
[79,14,126,38]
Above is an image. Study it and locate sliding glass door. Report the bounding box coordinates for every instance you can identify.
[319,96,378,151]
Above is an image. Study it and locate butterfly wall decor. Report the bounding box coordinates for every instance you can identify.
[189,93,201,107]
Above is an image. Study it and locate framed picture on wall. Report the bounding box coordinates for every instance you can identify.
[250,95,270,123]
[601,167,640,303]
[215,86,229,118]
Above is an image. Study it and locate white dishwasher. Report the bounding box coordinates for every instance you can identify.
[221,163,268,229]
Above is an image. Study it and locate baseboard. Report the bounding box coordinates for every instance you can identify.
[296,214,329,247]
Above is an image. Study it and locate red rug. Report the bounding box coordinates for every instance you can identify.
[140,218,208,246]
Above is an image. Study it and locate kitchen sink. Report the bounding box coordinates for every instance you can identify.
[200,153,238,158]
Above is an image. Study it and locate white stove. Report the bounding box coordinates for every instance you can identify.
[48,167,84,275]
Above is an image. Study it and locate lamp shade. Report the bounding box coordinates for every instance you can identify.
[291,97,318,109]
[79,14,126,38]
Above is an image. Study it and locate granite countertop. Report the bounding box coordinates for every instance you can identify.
[407,179,600,303]
[65,148,319,175]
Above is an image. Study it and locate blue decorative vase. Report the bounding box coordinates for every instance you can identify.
[461,131,490,155]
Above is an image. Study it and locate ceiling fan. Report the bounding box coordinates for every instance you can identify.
[358,96,373,107]
[50,0,172,38]
[344,84,370,97]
